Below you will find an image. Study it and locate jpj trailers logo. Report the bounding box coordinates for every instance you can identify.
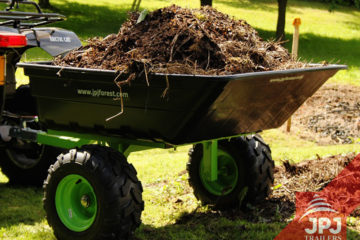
[296,193,345,240]
[275,153,360,240]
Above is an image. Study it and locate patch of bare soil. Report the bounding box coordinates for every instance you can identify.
[54,5,305,85]
[283,83,360,145]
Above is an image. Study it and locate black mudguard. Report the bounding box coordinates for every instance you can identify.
[24,27,82,57]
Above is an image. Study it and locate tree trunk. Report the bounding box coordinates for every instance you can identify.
[276,0,287,41]
[39,0,51,8]
[200,0,212,7]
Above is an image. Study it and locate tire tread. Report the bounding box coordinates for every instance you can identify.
[43,145,143,240]
[187,134,274,209]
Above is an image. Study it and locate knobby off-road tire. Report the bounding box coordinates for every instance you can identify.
[0,84,63,186]
[43,145,144,240]
[187,134,274,210]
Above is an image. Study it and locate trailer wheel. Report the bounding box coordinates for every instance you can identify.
[43,145,144,240]
[187,134,274,209]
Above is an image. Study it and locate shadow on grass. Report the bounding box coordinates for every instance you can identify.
[134,196,296,239]
[136,211,286,239]
[343,20,360,31]
[215,0,278,12]
[289,0,360,15]
[216,0,360,15]
[0,182,359,239]
[136,217,360,240]
[48,0,131,39]
[0,0,129,39]
[135,197,360,240]
[0,183,45,228]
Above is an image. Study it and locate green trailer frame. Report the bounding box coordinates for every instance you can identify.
[12,126,249,183]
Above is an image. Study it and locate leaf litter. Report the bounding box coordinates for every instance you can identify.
[285,84,360,145]
[54,5,305,80]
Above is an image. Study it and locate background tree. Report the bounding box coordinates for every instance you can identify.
[39,0,51,8]
[200,0,213,7]
[199,0,288,41]
[276,0,288,41]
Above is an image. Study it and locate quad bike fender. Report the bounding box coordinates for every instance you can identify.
[24,27,82,57]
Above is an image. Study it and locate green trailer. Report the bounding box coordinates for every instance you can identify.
[0,62,342,239]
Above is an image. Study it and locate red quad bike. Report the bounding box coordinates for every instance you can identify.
[0,0,347,239]
[0,0,81,186]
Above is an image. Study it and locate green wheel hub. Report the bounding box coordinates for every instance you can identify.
[55,174,97,232]
[199,149,238,196]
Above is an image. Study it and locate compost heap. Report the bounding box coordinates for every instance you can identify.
[263,153,360,221]
[286,84,360,145]
[54,5,305,81]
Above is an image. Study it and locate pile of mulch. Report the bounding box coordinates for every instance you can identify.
[54,5,305,83]
[273,152,357,202]
[174,153,359,225]
[248,152,359,222]
[285,84,360,144]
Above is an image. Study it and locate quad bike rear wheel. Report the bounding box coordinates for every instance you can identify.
[0,84,63,186]
[0,143,63,186]
[187,134,274,209]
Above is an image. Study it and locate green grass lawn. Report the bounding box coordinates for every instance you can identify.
[0,0,359,239]
[0,138,359,240]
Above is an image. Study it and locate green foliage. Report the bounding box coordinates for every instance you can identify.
[336,0,360,8]
[311,0,360,9]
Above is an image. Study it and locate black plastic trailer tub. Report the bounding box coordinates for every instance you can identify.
[17,62,346,145]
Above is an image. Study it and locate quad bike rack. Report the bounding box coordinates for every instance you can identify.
[0,0,65,28]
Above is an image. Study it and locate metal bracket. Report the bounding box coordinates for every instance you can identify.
[9,126,39,142]
[203,140,218,182]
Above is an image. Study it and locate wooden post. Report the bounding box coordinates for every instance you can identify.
[291,18,301,59]
[286,18,301,132]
